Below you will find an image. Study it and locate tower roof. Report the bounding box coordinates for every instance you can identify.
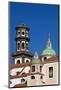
[16,24,30,30]
[42,33,56,56]
[12,51,33,57]
[32,52,41,64]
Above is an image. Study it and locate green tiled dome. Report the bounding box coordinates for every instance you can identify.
[32,52,41,64]
[42,33,56,56]
[42,48,56,56]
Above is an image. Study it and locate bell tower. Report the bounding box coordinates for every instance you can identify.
[12,24,33,64]
[15,24,30,52]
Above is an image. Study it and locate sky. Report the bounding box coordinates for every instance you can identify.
[9,2,59,64]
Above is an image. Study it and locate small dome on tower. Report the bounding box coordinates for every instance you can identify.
[42,33,56,56]
[32,52,41,64]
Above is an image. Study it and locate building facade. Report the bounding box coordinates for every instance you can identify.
[9,24,59,88]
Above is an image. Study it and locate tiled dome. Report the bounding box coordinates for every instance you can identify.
[32,52,41,64]
[42,33,56,56]
[42,48,56,56]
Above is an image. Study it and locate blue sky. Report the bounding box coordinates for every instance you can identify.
[9,2,59,64]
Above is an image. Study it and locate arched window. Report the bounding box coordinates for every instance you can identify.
[16,72,20,75]
[44,57,47,60]
[40,75,43,79]
[49,67,53,78]
[22,72,25,75]
[40,66,42,72]
[32,66,35,72]
[26,60,29,63]
[21,31,25,36]
[22,32,25,35]
[21,79,25,82]
[17,31,20,37]
[22,42,25,49]
[17,60,20,64]
[31,76,35,79]
[17,42,20,50]
[17,31,20,34]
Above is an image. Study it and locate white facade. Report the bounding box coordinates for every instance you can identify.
[42,61,58,85]
[10,60,59,87]
[10,66,30,76]
[10,77,27,87]
[14,57,31,64]
[10,30,59,87]
[27,74,43,86]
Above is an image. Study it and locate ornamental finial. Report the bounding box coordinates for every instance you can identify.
[46,33,52,49]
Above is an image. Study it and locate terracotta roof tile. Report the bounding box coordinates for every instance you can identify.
[10,62,31,69]
[13,83,27,88]
[42,56,58,64]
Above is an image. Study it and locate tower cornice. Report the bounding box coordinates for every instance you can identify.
[15,37,30,41]
[12,51,33,57]
[16,24,30,31]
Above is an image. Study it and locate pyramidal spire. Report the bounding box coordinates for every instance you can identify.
[34,52,38,59]
[46,33,52,49]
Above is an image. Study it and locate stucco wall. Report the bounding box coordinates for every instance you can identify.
[15,57,31,64]
[31,64,42,73]
[42,61,58,85]
[10,66,30,76]
[10,77,26,87]
[42,56,51,62]
[27,74,43,86]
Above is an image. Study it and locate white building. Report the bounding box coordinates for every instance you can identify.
[41,34,59,85]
